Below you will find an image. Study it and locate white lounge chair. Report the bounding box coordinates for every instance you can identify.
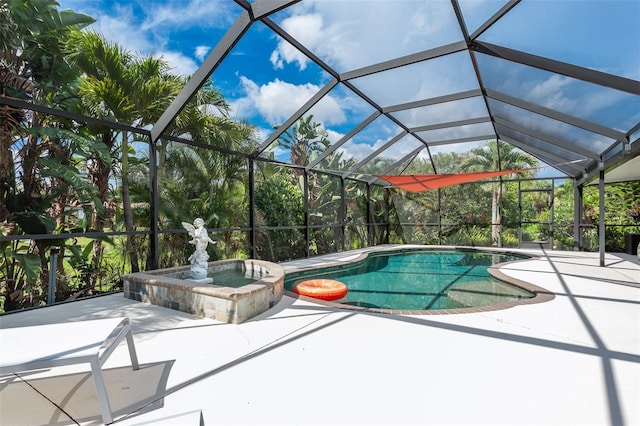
[0,317,139,424]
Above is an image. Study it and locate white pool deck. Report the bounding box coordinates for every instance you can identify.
[1,246,639,426]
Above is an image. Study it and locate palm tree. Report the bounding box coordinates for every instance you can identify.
[68,30,258,270]
[0,0,95,309]
[0,4,27,225]
[276,115,329,168]
[460,140,538,246]
[66,31,185,273]
[156,116,256,264]
[0,0,93,225]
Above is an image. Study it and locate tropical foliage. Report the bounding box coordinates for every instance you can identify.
[1,0,96,311]
[0,1,256,310]
[459,140,538,245]
[1,2,637,314]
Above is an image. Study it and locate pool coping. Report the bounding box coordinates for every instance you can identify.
[282,245,555,315]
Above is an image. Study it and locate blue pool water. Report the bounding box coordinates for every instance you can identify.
[284,249,534,311]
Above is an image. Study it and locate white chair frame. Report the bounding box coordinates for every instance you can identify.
[0,317,139,424]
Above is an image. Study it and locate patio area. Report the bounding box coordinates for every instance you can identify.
[1,247,639,425]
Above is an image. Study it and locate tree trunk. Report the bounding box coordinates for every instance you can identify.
[88,131,113,290]
[120,131,140,272]
[35,240,48,307]
[21,114,41,208]
[2,241,21,312]
[0,124,13,223]
[50,141,70,296]
[491,186,501,246]
[145,140,164,271]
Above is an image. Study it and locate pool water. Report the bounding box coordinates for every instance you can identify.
[284,249,534,310]
[167,267,267,288]
[209,269,264,288]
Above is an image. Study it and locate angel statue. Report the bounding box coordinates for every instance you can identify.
[182,218,216,279]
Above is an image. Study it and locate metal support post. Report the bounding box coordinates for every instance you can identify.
[149,137,159,270]
[304,171,310,258]
[248,158,256,258]
[366,184,372,247]
[550,181,555,249]
[340,177,346,251]
[573,180,582,251]
[518,180,522,248]
[48,249,59,305]
[598,166,606,267]
[437,188,442,244]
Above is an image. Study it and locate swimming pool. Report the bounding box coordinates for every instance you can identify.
[284,248,551,313]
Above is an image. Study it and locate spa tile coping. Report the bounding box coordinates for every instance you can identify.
[124,259,284,301]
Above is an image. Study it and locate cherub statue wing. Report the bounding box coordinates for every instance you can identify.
[181,221,196,237]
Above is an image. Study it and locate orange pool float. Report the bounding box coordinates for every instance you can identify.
[292,279,348,301]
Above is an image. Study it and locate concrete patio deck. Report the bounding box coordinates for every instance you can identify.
[1,247,639,425]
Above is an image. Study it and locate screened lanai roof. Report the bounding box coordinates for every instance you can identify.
[85,0,640,185]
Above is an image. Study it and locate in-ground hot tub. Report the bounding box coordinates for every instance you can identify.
[122,259,284,323]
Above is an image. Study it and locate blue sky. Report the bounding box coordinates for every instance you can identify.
[56,0,639,177]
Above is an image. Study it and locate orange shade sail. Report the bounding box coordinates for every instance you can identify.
[377,169,532,192]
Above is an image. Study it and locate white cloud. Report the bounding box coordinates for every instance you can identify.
[195,46,211,61]
[229,95,258,122]
[271,0,457,72]
[154,51,199,77]
[270,14,324,70]
[140,0,234,31]
[58,0,234,77]
[234,76,345,126]
[308,96,347,126]
[89,8,155,54]
[580,90,626,117]
[430,140,487,156]
[337,138,386,161]
[264,0,472,125]
[325,129,344,144]
[537,76,626,122]
[528,74,575,111]
[335,127,417,165]
[394,97,488,129]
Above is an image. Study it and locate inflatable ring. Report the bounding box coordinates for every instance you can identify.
[292,279,348,301]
